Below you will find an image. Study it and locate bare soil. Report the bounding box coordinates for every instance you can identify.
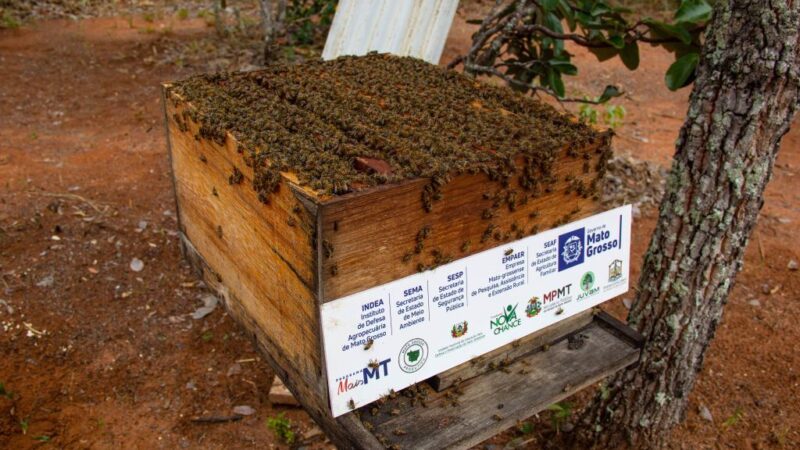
[1,10,798,450]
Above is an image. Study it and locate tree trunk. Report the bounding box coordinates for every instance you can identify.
[260,0,286,62]
[579,1,800,448]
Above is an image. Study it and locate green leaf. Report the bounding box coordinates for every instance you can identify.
[598,85,622,103]
[587,46,618,62]
[675,0,712,24]
[644,19,693,45]
[551,61,578,75]
[665,52,699,90]
[558,0,576,30]
[544,13,564,54]
[541,0,559,11]
[604,34,625,49]
[548,71,566,97]
[619,40,640,70]
[591,4,611,17]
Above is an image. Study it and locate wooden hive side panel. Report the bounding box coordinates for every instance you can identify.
[164,90,327,405]
[318,138,611,301]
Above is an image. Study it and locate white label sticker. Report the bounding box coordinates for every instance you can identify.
[321,205,632,417]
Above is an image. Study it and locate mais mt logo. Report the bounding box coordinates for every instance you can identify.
[336,358,390,396]
[490,304,522,335]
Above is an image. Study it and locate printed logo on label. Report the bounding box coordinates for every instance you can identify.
[490,304,522,335]
[543,283,573,304]
[336,358,391,396]
[398,338,428,373]
[608,259,623,282]
[525,296,542,318]
[577,271,600,301]
[558,228,585,271]
[451,321,468,338]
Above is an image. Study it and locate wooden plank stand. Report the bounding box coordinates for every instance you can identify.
[163,54,642,449]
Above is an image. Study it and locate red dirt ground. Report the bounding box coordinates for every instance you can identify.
[1,12,798,450]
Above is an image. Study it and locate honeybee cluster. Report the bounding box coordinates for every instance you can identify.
[169,53,604,206]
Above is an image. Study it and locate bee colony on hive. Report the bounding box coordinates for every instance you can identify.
[164,54,641,449]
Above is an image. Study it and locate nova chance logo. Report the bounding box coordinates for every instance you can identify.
[558,228,585,271]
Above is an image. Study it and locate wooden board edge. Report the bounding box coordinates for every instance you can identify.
[429,310,595,391]
[162,84,183,234]
[594,309,645,347]
[179,233,383,450]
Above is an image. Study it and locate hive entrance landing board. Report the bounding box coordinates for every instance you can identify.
[357,311,641,450]
[321,206,631,417]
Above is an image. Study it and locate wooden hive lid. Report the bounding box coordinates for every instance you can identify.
[166,53,609,205]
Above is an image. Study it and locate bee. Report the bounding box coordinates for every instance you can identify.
[199,154,208,163]
[492,414,503,421]
[228,167,244,185]
[390,408,400,416]
[322,240,334,258]
[393,429,407,436]
[330,264,338,277]
[556,307,564,315]
[461,240,471,253]
[286,217,297,227]
[211,186,218,197]
[363,338,374,350]
[370,407,379,416]
[504,248,513,256]
[348,399,356,410]
[368,359,380,369]
[216,225,223,239]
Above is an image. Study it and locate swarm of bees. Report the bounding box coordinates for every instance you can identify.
[170,53,605,202]
[169,53,611,280]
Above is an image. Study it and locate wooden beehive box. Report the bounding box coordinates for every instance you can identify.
[163,54,640,449]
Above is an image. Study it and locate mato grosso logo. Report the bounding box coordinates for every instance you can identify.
[558,228,585,271]
[490,304,522,335]
[577,271,600,301]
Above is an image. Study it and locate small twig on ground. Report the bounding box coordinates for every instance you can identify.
[190,415,243,424]
[37,192,107,214]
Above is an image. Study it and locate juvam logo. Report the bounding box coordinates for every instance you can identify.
[577,272,600,301]
[336,358,391,395]
[490,304,522,335]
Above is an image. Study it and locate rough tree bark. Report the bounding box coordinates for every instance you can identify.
[260,0,287,62]
[579,0,799,448]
